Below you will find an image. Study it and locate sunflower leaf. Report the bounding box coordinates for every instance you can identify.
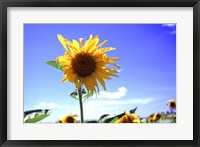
[45,60,63,71]
[98,114,110,122]
[109,117,119,123]
[70,88,88,101]
[83,91,93,102]
[99,112,125,123]
[24,109,51,123]
[70,90,78,100]
[130,107,137,114]
[140,118,147,123]
[25,114,50,123]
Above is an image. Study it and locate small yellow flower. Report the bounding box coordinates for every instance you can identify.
[59,114,77,123]
[149,113,154,118]
[56,34,120,93]
[152,113,162,121]
[147,117,154,123]
[115,113,132,123]
[173,114,176,120]
[129,113,140,123]
[168,100,176,109]
[115,113,140,123]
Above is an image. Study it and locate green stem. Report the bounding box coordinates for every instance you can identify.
[78,87,84,123]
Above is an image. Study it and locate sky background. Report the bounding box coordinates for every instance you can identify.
[24,24,176,122]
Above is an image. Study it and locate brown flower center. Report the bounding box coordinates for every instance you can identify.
[156,113,161,119]
[71,52,96,77]
[170,102,176,108]
[66,116,75,123]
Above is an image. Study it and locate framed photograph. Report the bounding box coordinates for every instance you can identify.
[1,0,199,147]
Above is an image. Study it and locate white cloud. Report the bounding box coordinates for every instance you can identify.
[162,24,176,27]
[162,24,176,34]
[85,98,155,106]
[170,30,176,34]
[35,102,59,109]
[34,96,157,121]
[93,86,127,99]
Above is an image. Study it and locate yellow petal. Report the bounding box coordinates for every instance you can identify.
[105,68,118,73]
[72,39,80,51]
[82,77,92,92]
[85,35,100,52]
[63,39,76,55]
[95,68,111,80]
[112,63,120,68]
[83,34,93,50]
[96,40,108,49]
[57,34,68,51]
[75,81,82,89]
[56,55,71,65]
[91,76,98,88]
[99,47,116,53]
[107,72,118,78]
[62,74,69,83]
[109,57,120,63]
[79,38,84,48]
[94,72,106,90]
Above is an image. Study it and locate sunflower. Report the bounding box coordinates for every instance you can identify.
[167,100,176,109]
[152,113,162,121]
[115,113,132,123]
[129,113,140,123]
[56,34,119,93]
[147,117,154,123]
[115,113,140,123]
[59,114,77,123]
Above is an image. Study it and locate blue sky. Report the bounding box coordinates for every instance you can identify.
[24,24,176,122]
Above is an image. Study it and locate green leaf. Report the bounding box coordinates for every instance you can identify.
[109,117,119,123]
[45,60,63,71]
[130,107,137,114]
[99,112,125,123]
[70,90,79,100]
[98,114,110,122]
[70,88,92,102]
[140,118,147,123]
[24,109,51,123]
[83,91,93,102]
[25,114,50,123]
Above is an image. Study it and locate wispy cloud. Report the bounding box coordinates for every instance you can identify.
[35,102,59,109]
[162,24,176,34]
[85,98,155,106]
[93,86,127,99]
[170,30,176,34]
[162,24,176,27]
[34,96,159,121]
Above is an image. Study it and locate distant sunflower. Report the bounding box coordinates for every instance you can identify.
[168,100,176,109]
[56,34,119,93]
[60,114,76,123]
[115,113,140,123]
[115,113,132,123]
[152,113,162,121]
[147,117,154,123]
[129,113,140,123]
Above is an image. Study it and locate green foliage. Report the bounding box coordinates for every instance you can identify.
[25,114,50,123]
[140,118,147,123]
[129,107,137,114]
[45,60,63,71]
[70,90,79,100]
[83,91,93,102]
[99,112,125,123]
[109,117,119,123]
[70,88,93,102]
[24,109,51,123]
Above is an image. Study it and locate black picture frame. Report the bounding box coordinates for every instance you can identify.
[0,0,199,147]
